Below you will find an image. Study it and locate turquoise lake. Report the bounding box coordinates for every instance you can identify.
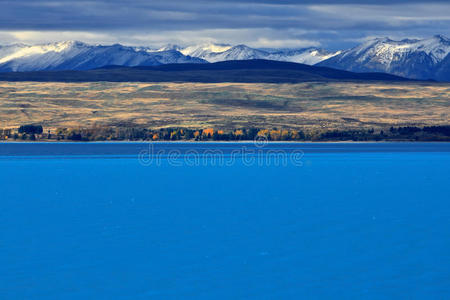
[0,143,449,299]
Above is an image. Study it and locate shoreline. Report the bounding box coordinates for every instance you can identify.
[1,140,449,144]
[1,142,449,158]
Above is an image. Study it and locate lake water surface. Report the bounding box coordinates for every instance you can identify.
[1,143,449,299]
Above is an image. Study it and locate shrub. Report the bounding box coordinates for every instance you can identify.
[18,124,43,135]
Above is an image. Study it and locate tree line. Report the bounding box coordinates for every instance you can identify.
[1,124,449,142]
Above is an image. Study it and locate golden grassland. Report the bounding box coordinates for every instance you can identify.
[0,81,449,132]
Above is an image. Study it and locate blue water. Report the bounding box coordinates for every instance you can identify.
[0,143,449,299]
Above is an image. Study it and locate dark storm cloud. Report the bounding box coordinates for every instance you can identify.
[0,0,449,49]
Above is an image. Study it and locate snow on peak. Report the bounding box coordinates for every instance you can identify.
[156,44,182,52]
[342,35,450,65]
[179,43,232,58]
[433,34,450,42]
[0,41,89,65]
[264,47,340,65]
[57,40,88,48]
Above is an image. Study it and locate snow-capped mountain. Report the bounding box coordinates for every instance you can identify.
[170,43,339,64]
[180,43,232,59]
[0,41,206,72]
[264,48,341,65]
[198,45,268,62]
[318,35,450,81]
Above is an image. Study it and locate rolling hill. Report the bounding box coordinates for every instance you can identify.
[0,59,410,83]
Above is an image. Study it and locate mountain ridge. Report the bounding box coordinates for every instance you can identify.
[0,41,206,72]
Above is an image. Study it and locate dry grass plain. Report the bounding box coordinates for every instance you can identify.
[0,81,449,132]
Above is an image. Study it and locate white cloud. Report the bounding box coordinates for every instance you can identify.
[253,38,320,48]
[0,31,115,45]
[307,3,450,24]
[0,28,320,49]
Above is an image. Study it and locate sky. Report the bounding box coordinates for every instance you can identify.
[0,0,449,50]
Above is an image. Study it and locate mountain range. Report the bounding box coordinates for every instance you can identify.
[177,44,339,65]
[0,35,449,81]
[0,41,205,72]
